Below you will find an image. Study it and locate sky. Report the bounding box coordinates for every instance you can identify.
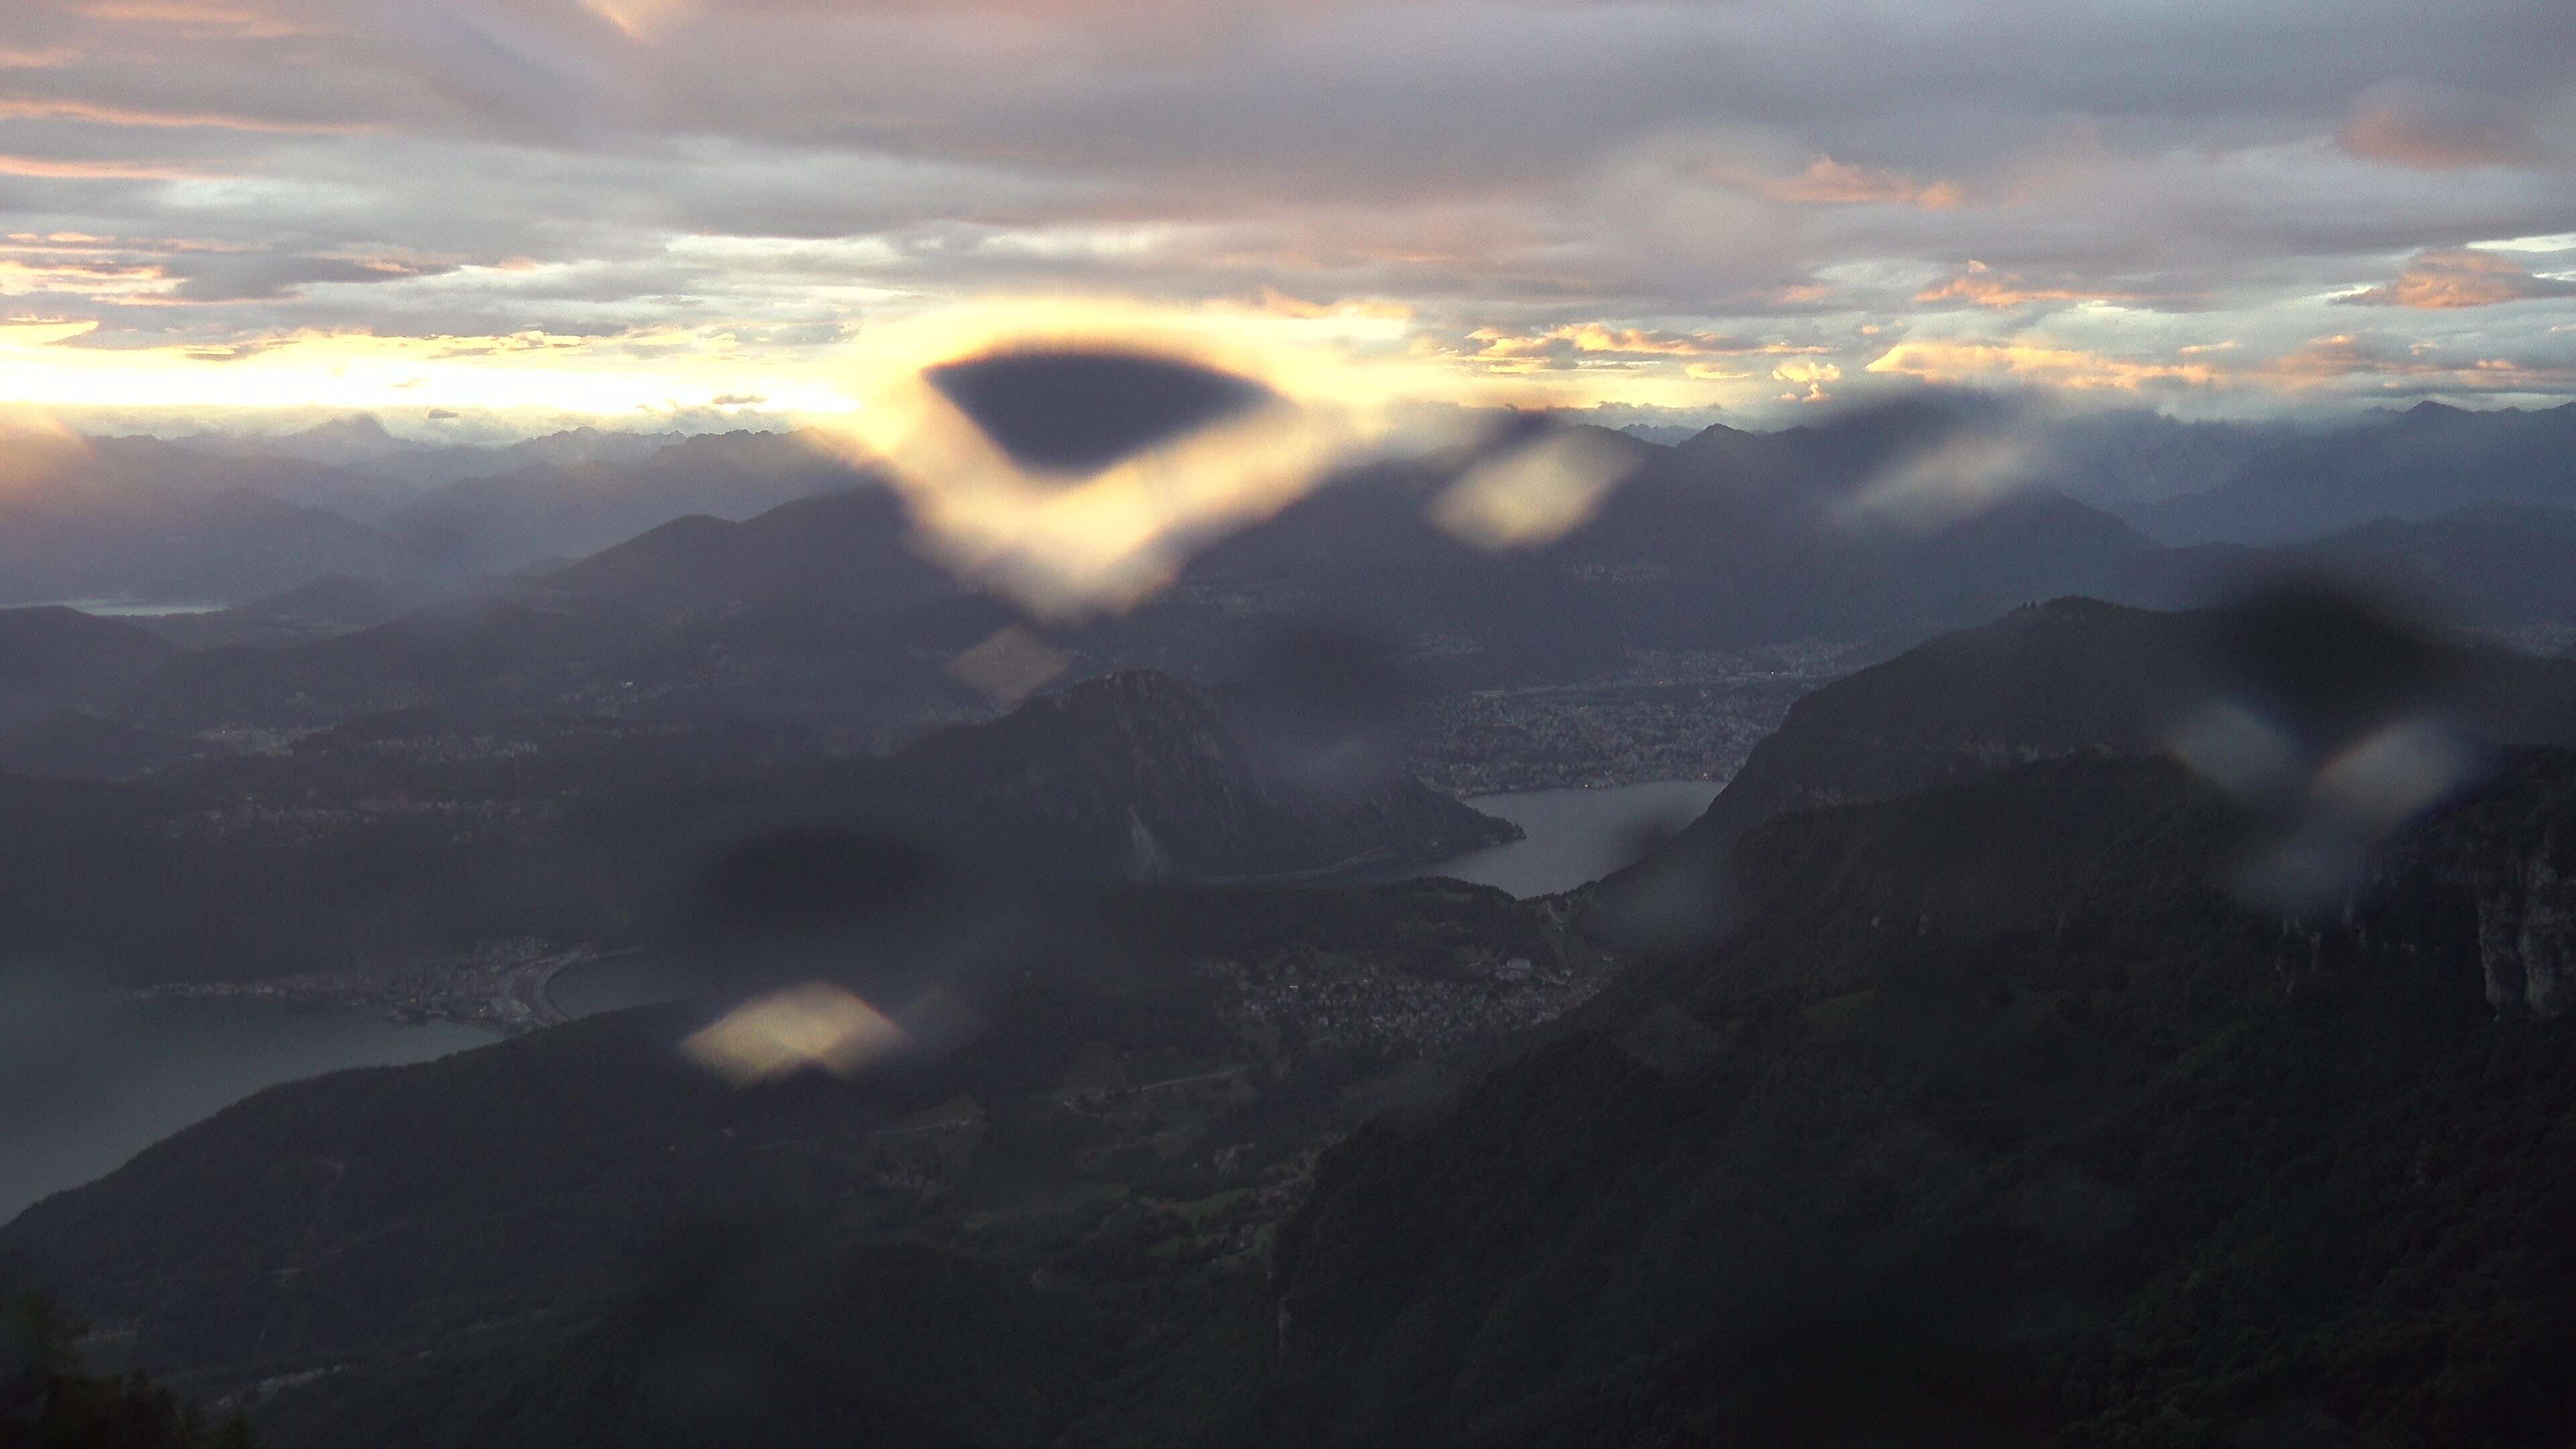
[0,0,2572,434]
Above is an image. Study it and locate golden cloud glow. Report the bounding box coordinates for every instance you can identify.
[0,257,168,297]
[2339,248,2576,309]
[75,1,311,37]
[0,99,364,132]
[0,153,226,179]
[1915,260,2156,309]
[1722,155,1964,210]
[0,284,1751,434]
[1452,323,1756,374]
[2263,331,2576,393]
[0,319,104,346]
[1865,339,2217,390]
[0,321,856,416]
[2337,93,2531,170]
[1772,357,1840,403]
[1561,325,1740,356]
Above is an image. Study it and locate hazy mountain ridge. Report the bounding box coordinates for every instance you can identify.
[2130,400,2576,545]
[384,429,863,576]
[2109,501,2576,646]
[11,424,857,608]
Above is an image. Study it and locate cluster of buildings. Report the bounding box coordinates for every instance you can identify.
[126,936,591,1034]
[1403,643,1854,794]
[1214,945,1607,1058]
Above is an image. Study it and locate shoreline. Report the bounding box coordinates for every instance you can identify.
[113,943,625,1037]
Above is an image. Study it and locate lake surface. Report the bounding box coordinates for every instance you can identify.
[1389,778,1721,898]
[0,985,496,1224]
[0,782,1715,1226]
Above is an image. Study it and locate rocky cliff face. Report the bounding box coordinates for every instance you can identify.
[2463,816,2575,1018]
[1263,751,2576,1448]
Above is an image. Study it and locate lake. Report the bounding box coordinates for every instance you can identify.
[1386,778,1721,898]
[0,984,496,1224]
[43,599,228,616]
[0,780,1723,1218]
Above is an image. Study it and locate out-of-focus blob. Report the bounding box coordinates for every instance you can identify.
[680,981,906,1085]
[1232,621,1424,800]
[1611,804,1704,876]
[945,624,1071,706]
[1588,847,1746,957]
[2310,718,2475,837]
[1839,428,2051,529]
[821,342,1366,620]
[679,827,993,1004]
[2202,579,2457,747]
[2235,715,2481,913]
[2167,700,2306,805]
[922,350,1272,475]
[664,826,1010,1085]
[2173,581,2483,915]
[1429,425,1645,550]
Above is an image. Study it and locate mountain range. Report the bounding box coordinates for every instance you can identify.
[19,400,2576,687]
[7,594,2573,1446]
[2129,400,2576,545]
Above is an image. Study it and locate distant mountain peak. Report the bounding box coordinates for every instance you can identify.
[293,412,398,441]
[2400,399,2472,422]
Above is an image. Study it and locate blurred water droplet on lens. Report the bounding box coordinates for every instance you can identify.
[2204,579,2457,753]
[2310,717,2473,835]
[1232,621,1422,798]
[2168,700,2306,804]
[1431,425,1644,550]
[674,826,1002,1029]
[945,624,1071,706]
[821,337,1366,619]
[680,982,907,1085]
[922,348,1275,476]
[1839,427,2050,529]
[2178,580,2488,914]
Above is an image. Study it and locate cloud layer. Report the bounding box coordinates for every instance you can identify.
[0,0,2571,424]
